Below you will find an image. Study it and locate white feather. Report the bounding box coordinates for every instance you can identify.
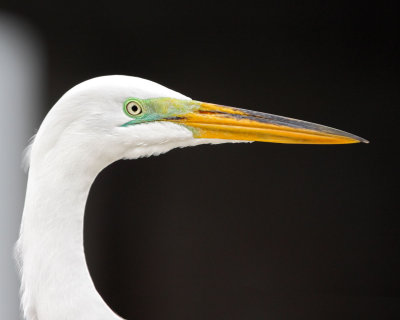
[22,134,36,172]
[17,76,242,320]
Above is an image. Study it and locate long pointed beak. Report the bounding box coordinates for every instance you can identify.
[167,101,368,144]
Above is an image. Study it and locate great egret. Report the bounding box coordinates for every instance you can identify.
[16,75,367,320]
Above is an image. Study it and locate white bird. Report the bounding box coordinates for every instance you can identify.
[16,75,367,320]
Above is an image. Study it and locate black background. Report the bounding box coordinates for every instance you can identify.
[3,1,399,319]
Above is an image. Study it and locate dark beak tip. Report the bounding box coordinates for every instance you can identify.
[357,137,369,144]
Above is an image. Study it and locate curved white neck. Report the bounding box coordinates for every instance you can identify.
[18,149,122,320]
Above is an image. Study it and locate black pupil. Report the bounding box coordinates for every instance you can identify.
[131,104,139,113]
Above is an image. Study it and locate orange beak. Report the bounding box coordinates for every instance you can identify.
[168,101,368,144]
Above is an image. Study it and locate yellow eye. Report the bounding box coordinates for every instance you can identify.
[125,101,143,116]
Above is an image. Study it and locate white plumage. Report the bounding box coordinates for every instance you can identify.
[16,76,232,320]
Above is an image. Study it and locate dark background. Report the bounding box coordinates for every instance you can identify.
[3,1,399,319]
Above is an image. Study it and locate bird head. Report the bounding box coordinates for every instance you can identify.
[30,75,367,170]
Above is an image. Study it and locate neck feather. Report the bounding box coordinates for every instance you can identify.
[17,142,122,320]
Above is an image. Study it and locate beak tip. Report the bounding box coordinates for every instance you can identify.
[358,137,369,144]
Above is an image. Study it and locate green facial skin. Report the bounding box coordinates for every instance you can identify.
[122,97,200,127]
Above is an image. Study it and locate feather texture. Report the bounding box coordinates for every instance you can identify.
[17,76,236,319]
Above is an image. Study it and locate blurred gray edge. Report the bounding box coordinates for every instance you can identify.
[0,12,44,320]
